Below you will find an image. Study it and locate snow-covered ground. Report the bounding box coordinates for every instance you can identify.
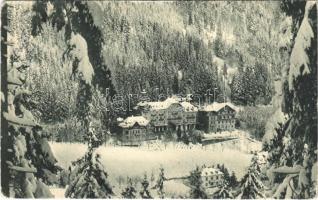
[202,130,262,153]
[49,136,262,197]
[49,187,66,198]
[203,129,247,139]
[49,138,260,179]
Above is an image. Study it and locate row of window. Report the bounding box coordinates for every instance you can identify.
[221,115,234,119]
[150,112,196,118]
[126,129,145,135]
[205,175,221,181]
[186,115,196,119]
[124,135,144,141]
[151,116,196,121]
[210,120,235,126]
[217,124,235,129]
[204,181,223,187]
[209,116,218,120]
[171,112,180,116]
[150,112,165,117]
[209,115,234,120]
[217,120,235,124]
[222,110,234,114]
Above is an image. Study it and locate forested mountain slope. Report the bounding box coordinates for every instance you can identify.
[89,1,289,105]
[9,1,290,129]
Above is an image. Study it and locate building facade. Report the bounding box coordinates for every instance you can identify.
[119,99,238,143]
[118,116,152,145]
[198,103,237,133]
[137,96,198,133]
[201,166,224,188]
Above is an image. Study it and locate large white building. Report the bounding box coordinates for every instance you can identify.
[137,96,198,133]
[201,166,224,188]
[118,97,239,144]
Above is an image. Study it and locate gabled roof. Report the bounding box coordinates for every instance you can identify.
[137,96,179,111]
[199,102,238,112]
[180,101,198,112]
[137,95,199,112]
[118,116,149,128]
[201,167,224,177]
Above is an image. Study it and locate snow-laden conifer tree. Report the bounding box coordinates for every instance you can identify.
[140,174,152,199]
[153,167,166,198]
[65,121,113,198]
[63,33,113,198]
[28,1,115,197]
[188,166,208,199]
[1,2,59,197]
[239,155,265,199]
[121,178,137,199]
[212,181,234,199]
[264,1,317,198]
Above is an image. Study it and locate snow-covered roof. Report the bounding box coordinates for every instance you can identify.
[200,102,238,112]
[118,116,149,128]
[166,96,181,104]
[137,96,179,111]
[138,95,199,112]
[143,101,171,110]
[180,102,198,112]
[117,117,124,122]
[201,167,223,177]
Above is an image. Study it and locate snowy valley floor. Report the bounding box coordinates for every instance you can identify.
[49,132,262,197]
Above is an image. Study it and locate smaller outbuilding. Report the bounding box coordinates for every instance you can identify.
[201,166,224,188]
[118,116,151,145]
